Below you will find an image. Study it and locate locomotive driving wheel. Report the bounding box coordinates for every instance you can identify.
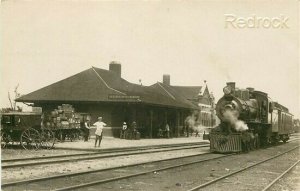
[40,129,55,149]
[20,128,41,150]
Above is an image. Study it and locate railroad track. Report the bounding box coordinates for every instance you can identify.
[3,139,299,191]
[2,141,208,162]
[261,160,300,191]
[2,142,209,169]
[2,151,228,190]
[53,143,299,191]
[188,145,300,191]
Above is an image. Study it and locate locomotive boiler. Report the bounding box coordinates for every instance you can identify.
[207,82,293,153]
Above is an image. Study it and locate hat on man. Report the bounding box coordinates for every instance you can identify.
[123,122,126,124]
[98,117,102,120]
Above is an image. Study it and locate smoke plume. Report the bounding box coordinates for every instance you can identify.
[185,114,209,134]
[223,109,248,132]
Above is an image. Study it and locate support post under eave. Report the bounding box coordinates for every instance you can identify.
[176,111,180,137]
[164,110,168,124]
[150,110,153,138]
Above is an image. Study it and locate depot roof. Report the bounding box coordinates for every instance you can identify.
[16,67,202,109]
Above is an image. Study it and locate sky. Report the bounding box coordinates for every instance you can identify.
[1,0,299,118]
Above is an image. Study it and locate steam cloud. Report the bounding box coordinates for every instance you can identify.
[185,115,211,134]
[223,109,248,132]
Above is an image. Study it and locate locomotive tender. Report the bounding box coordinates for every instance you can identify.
[207,82,293,153]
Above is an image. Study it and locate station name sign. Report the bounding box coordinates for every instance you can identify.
[108,95,141,101]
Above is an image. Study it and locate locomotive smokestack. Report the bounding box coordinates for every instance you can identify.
[226,82,235,90]
[226,82,236,94]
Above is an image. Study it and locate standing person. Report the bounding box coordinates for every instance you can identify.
[165,123,170,138]
[157,128,163,138]
[131,121,137,139]
[83,119,91,142]
[93,117,106,147]
[121,122,127,139]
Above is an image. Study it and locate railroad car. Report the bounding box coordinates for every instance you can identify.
[205,82,293,153]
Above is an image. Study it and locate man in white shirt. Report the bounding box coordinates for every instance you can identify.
[165,123,170,138]
[121,122,127,139]
[93,117,106,147]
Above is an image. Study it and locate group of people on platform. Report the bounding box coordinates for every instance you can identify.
[81,117,141,147]
[157,123,170,138]
[81,116,174,147]
[120,121,140,140]
[81,116,106,147]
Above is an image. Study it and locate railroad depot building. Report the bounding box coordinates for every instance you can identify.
[16,62,215,138]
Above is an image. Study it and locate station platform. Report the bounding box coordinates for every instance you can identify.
[54,135,209,151]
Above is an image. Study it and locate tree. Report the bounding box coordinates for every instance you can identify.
[7,84,22,111]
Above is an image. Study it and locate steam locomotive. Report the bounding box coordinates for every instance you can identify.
[206,82,293,153]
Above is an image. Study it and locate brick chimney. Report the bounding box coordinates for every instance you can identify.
[109,61,121,77]
[163,74,170,85]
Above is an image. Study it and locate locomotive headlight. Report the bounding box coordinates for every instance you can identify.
[223,86,232,95]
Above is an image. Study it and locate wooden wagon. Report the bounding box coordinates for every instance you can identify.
[1,112,55,150]
[43,105,89,142]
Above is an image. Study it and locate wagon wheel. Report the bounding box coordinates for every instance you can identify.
[74,129,81,141]
[20,128,41,150]
[40,129,55,149]
[283,138,289,143]
[69,130,75,142]
[75,130,80,141]
[79,129,85,140]
[1,132,11,149]
[57,130,64,142]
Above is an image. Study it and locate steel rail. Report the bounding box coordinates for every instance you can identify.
[2,144,209,169]
[54,154,233,191]
[187,146,300,191]
[261,160,300,191]
[2,151,223,188]
[54,141,209,152]
[3,138,298,189]
[2,142,207,163]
